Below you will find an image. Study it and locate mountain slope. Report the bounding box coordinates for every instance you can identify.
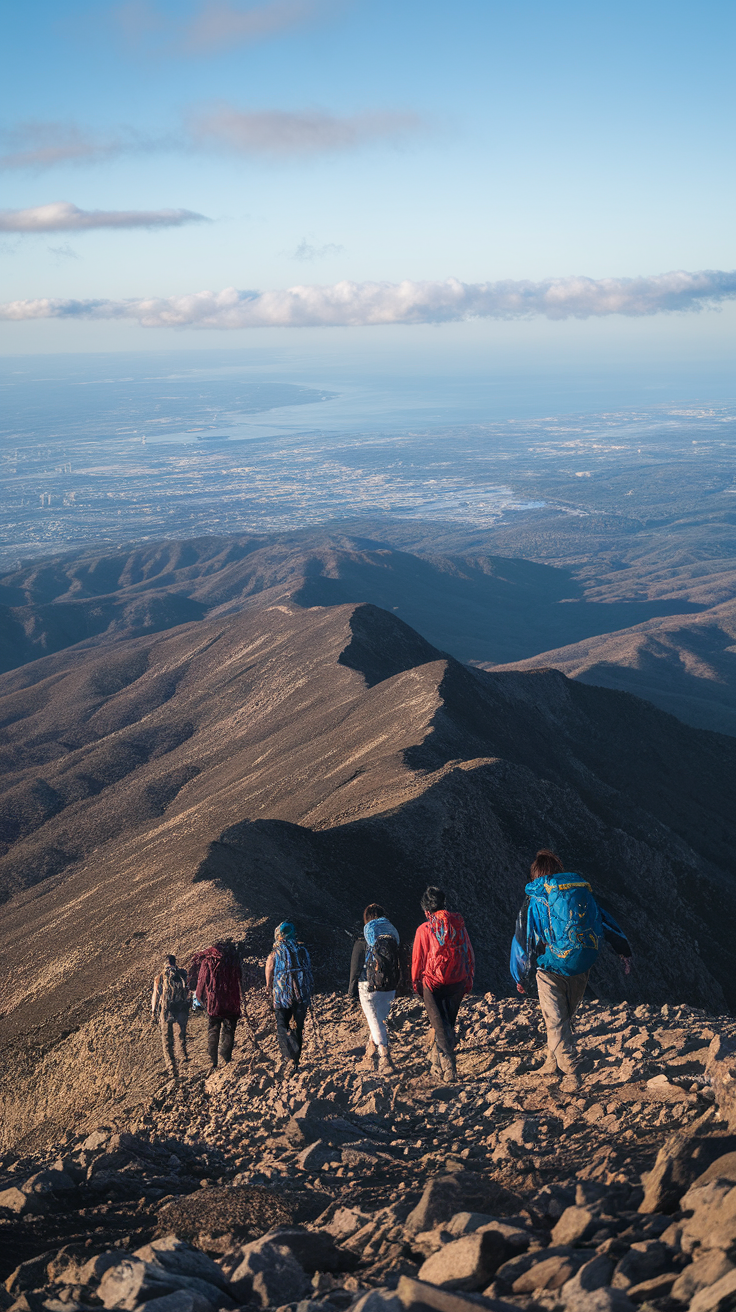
[484,598,736,736]
[0,530,703,676]
[0,601,734,1146]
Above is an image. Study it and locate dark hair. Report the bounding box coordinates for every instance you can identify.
[530,849,564,879]
[166,954,176,966]
[363,903,386,924]
[421,886,445,913]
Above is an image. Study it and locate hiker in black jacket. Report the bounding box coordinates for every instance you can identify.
[348,903,401,1074]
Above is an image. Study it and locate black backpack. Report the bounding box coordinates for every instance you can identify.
[366,935,402,992]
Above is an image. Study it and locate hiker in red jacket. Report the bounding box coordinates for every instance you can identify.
[188,940,242,1072]
[412,886,474,1081]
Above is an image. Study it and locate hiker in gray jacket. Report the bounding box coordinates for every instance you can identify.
[151,954,190,1080]
[348,903,401,1074]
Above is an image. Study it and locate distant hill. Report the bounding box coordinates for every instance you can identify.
[1,600,735,1144]
[0,530,703,675]
[485,598,736,736]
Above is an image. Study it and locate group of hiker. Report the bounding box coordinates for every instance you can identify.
[151,849,632,1090]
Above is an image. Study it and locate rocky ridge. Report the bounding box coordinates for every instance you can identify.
[3,989,736,1312]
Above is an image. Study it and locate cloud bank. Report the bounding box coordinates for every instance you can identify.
[0,202,208,232]
[3,270,735,328]
[0,122,169,170]
[191,106,425,156]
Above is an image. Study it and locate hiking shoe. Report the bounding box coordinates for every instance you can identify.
[536,1055,560,1078]
[439,1053,457,1082]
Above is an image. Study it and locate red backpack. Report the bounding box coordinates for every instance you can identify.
[425,911,473,986]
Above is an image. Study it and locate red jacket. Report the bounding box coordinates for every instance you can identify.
[191,945,242,1020]
[412,911,475,994]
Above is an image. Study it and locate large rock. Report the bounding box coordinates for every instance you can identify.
[259,1225,358,1273]
[639,1132,736,1213]
[228,1237,308,1308]
[707,1037,736,1132]
[285,1104,361,1148]
[691,1269,736,1312]
[418,1231,507,1291]
[405,1174,518,1236]
[396,1274,515,1312]
[551,1206,596,1245]
[21,1169,76,1195]
[133,1238,232,1289]
[611,1241,669,1290]
[512,1255,577,1293]
[680,1180,736,1254]
[671,1251,734,1302]
[689,1152,736,1190]
[563,1289,636,1312]
[0,1188,43,1216]
[561,1254,615,1295]
[4,1254,58,1296]
[98,1258,234,1310]
[492,1247,574,1293]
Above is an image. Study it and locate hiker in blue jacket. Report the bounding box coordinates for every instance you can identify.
[510,849,632,1089]
[265,921,314,1075]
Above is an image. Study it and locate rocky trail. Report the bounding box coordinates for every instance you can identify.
[4,989,736,1312]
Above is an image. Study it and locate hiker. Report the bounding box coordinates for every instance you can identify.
[188,940,243,1072]
[510,848,633,1090]
[151,954,190,1080]
[348,903,402,1073]
[412,886,475,1081]
[265,922,314,1075]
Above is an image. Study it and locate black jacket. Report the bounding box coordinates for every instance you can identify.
[348,939,366,999]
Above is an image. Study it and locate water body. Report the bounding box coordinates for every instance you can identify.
[1,350,734,568]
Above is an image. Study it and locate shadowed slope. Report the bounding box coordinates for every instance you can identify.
[485,598,736,736]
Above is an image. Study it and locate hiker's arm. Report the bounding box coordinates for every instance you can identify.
[600,906,632,958]
[151,976,160,1017]
[411,927,427,994]
[347,940,364,999]
[265,952,274,995]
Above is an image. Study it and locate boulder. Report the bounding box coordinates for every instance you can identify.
[493,1247,574,1293]
[0,1188,43,1216]
[671,1250,733,1301]
[5,1254,58,1297]
[691,1269,736,1312]
[296,1141,339,1172]
[228,1237,308,1308]
[512,1255,577,1293]
[260,1225,359,1273]
[285,1106,360,1148]
[639,1132,736,1213]
[98,1257,234,1310]
[405,1173,518,1236]
[689,1152,736,1191]
[680,1180,736,1254]
[77,1253,128,1285]
[418,1231,507,1291]
[21,1170,76,1196]
[133,1238,231,1289]
[323,1207,371,1241]
[561,1254,615,1295]
[351,1290,403,1312]
[611,1241,669,1290]
[562,1289,636,1312]
[551,1206,596,1246]
[626,1272,679,1302]
[396,1274,515,1312]
[707,1037,736,1132]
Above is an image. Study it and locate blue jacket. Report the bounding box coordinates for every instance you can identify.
[510,873,630,986]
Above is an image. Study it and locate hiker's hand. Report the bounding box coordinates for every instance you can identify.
[620,956,632,975]
[516,983,526,994]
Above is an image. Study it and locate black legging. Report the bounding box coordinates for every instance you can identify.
[423,983,465,1057]
[275,1002,307,1065]
[208,1015,237,1066]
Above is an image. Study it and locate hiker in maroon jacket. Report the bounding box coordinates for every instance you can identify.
[188,940,242,1071]
[412,885,475,1082]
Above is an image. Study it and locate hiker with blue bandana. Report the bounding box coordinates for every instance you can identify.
[265,921,314,1075]
[511,848,632,1091]
[348,903,402,1073]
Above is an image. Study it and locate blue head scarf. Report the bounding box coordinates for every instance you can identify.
[364,915,399,946]
[275,921,297,943]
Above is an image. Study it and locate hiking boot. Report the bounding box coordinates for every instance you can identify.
[560,1071,582,1093]
[439,1052,457,1082]
[537,1054,560,1078]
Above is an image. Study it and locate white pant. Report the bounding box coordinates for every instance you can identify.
[358,981,395,1048]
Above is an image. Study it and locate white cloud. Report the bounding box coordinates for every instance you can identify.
[3,269,735,328]
[292,238,345,260]
[190,105,426,156]
[115,0,330,55]
[0,202,208,233]
[0,122,173,170]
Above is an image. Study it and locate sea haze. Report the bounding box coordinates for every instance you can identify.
[1,350,735,570]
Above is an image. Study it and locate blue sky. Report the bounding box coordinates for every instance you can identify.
[1,0,735,367]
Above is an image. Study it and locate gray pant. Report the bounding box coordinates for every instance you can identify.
[536,969,589,1073]
[160,1008,189,1076]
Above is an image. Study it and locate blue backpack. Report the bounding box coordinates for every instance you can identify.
[273,941,314,1008]
[527,872,603,977]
